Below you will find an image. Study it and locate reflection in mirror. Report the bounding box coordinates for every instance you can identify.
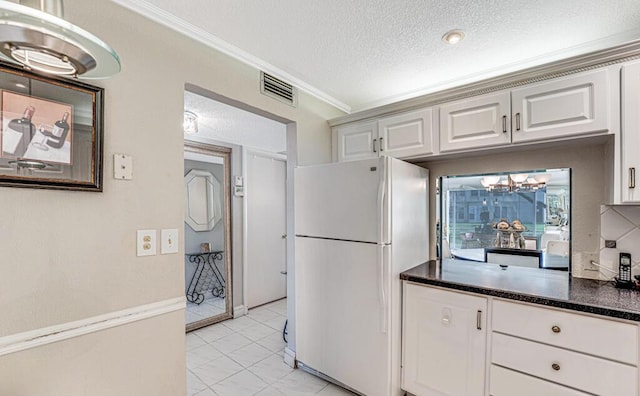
[184,148,233,332]
[184,169,222,232]
[439,168,571,271]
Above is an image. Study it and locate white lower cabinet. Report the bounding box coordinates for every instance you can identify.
[490,365,590,396]
[402,286,640,396]
[402,283,487,396]
[492,333,636,396]
[490,299,638,396]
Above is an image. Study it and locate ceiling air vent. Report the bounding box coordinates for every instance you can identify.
[261,72,297,107]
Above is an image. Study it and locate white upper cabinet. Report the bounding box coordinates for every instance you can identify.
[334,108,436,162]
[335,120,378,162]
[621,61,640,203]
[378,108,435,158]
[438,69,612,153]
[511,68,610,143]
[439,91,511,152]
[334,66,615,161]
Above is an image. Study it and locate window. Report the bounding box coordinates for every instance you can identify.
[440,169,571,259]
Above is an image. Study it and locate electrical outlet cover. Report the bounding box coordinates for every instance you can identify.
[161,229,179,254]
[137,229,157,256]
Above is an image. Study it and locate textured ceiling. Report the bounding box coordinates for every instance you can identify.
[184,91,287,154]
[123,0,640,113]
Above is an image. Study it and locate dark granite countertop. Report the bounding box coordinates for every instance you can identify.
[401,259,640,322]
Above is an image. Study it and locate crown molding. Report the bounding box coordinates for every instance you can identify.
[328,39,640,127]
[109,0,351,114]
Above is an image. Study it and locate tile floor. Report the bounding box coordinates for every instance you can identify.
[186,298,357,396]
[186,297,226,325]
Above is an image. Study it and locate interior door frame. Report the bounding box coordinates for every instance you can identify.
[184,141,233,332]
[242,147,287,310]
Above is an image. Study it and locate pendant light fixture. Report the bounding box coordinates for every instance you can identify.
[0,0,121,79]
[183,111,198,134]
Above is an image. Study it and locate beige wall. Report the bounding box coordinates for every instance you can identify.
[0,1,343,394]
[416,140,607,277]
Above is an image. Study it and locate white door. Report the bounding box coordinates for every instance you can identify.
[246,150,287,308]
[511,68,610,143]
[622,61,640,203]
[335,120,379,162]
[296,237,390,396]
[439,90,511,152]
[295,158,384,243]
[379,108,435,158]
[402,283,487,396]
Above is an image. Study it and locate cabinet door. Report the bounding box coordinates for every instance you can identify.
[335,121,378,162]
[439,91,511,152]
[379,108,435,158]
[491,365,590,396]
[511,69,610,143]
[622,61,640,203]
[402,283,487,396]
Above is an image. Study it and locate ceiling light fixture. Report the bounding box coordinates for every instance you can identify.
[442,29,465,45]
[0,0,121,78]
[482,173,551,193]
[183,111,198,134]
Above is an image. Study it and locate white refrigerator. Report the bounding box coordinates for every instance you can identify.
[295,156,429,396]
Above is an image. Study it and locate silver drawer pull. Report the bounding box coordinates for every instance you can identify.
[551,325,561,334]
[552,362,561,371]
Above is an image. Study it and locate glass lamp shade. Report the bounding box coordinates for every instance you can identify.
[0,1,121,78]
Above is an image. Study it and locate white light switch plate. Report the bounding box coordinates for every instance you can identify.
[137,229,156,256]
[114,153,133,180]
[161,229,179,254]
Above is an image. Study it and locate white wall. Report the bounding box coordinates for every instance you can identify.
[0,1,344,394]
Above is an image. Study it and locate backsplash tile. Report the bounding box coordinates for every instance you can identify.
[599,205,640,281]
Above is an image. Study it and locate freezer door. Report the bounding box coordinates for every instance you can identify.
[295,158,386,243]
[389,157,429,269]
[295,237,392,396]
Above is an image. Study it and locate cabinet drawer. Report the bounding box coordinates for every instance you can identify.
[492,333,637,396]
[490,365,589,396]
[493,299,638,364]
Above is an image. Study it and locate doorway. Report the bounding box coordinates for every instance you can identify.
[244,149,287,309]
[184,142,233,332]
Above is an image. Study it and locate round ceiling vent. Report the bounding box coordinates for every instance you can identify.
[0,1,120,79]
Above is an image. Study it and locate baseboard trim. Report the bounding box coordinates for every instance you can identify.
[0,296,185,357]
[233,305,248,318]
[284,347,296,368]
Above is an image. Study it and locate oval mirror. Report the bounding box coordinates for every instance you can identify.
[184,169,222,231]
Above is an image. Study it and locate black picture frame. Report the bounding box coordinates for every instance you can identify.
[0,60,103,191]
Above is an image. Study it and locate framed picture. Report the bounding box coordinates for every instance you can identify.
[0,61,103,191]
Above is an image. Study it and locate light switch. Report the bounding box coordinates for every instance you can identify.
[137,229,156,256]
[114,153,133,180]
[234,175,245,197]
[161,229,179,254]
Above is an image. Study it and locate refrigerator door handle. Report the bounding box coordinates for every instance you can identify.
[378,245,388,334]
[377,157,388,334]
[377,157,388,245]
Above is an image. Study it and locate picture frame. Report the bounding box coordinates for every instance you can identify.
[0,60,103,191]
